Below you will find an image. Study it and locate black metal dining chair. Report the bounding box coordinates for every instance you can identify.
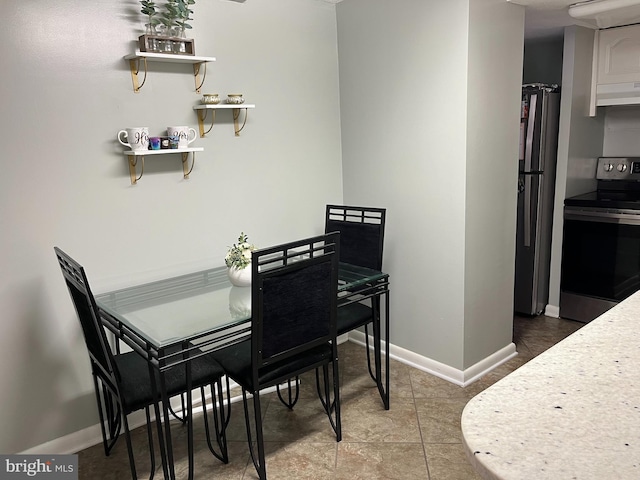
[54,247,229,480]
[325,204,387,398]
[210,233,341,480]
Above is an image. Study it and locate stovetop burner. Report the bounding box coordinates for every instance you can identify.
[565,157,640,211]
[565,189,640,210]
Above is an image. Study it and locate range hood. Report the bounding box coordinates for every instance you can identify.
[569,0,640,28]
[596,82,640,106]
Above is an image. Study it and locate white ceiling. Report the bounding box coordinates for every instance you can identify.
[320,0,640,40]
[511,0,640,39]
[517,0,578,39]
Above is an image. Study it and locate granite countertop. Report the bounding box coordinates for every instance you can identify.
[461,291,640,479]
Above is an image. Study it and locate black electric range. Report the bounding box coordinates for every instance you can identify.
[561,157,640,323]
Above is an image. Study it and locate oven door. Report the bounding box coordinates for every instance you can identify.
[560,206,640,322]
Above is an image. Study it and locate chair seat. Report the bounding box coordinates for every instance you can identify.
[337,302,373,336]
[115,351,225,413]
[211,340,333,391]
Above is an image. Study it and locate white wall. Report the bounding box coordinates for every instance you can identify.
[464,0,524,367]
[547,26,604,312]
[336,0,523,371]
[0,0,343,454]
[337,0,468,369]
[603,106,640,155]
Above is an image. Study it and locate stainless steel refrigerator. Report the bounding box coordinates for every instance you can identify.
[514,84,560,315]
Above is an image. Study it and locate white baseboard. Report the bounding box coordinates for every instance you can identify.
[348,330,517,387]
[23,332,516,455]
[545,304,560,318]
[19,380,258,456]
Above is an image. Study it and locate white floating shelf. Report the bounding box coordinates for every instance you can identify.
[124,147,203,156]
[193,104,255,110]
[124,51,216,64]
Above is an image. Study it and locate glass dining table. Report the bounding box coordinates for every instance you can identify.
[95,262,390,480]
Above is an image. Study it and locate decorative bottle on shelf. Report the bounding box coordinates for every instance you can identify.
[172,26,187,54]
[144,24,159,52]
[157,25,174,53]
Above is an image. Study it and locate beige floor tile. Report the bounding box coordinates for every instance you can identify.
[336,442,428,480]
[410,369,468,399]
[428,459,484,480]
[341,396,421,443]
[415,396,469,444]
[424,442,483,479]
[260,396,339,443]
[76,315,582,479]
[243,442,337,480]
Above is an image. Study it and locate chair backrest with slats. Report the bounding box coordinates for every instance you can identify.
[54,247,119,393]
[325,205,386,271]
[251,233,339,368]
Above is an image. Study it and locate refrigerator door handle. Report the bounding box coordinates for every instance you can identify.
[525,93,537,173]
[524,175,532,247]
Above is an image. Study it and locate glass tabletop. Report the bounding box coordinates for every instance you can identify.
[95,263,387,349]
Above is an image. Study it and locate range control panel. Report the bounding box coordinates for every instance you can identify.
[597,157,640,180]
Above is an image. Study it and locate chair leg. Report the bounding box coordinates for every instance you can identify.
[276,377,300,409]
[121,411,139,480]
[365,297,383,383]
[93,377,121,456]
[315,368,333,414]
[93,377,111,456]
[214,381,229,463]
[331,358,342,442]
[144,407,156,480]
[167,393,187,425]
[103,388,118,439]
[223,376,231,429]
[319,363,340,439]
[364,323,377,382]
[202,383,229,463]
[243,390,267,480]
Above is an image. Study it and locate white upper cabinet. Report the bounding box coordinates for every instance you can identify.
[597,24,640,85]
[591,24,640,110]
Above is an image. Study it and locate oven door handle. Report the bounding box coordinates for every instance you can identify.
[565,208,640,225]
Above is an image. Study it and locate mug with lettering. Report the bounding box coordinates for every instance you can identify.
[117,127,149,151]
[166,126,197,149]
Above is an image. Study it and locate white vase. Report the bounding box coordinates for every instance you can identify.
[228,286,251,320]
[227,266,251,287]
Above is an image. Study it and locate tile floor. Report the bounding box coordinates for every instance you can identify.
[77,314,584,479]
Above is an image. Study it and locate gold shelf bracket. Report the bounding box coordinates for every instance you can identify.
[129,58,148,93]
[193,62,207,93]
[233,108,249,136]
[128,156,145,185]
[196,109,216,137]
[182,152,196,179]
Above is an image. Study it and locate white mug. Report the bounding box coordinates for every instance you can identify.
[118,127,149,151]
[166,126,197,149]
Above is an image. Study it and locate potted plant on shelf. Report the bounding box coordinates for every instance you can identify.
[158,0,178,34]
[225,232,256,287]
[140,0,160,51]
[140,0,159,31]
[176,0,195,36]
[137,0,196,54]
